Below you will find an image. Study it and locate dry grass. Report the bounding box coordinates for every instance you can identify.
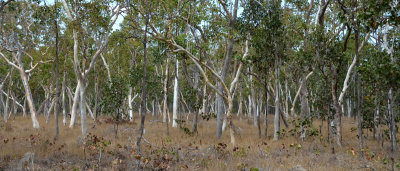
[0,113,397,170]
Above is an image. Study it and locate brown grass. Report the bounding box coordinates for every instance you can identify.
[0,113,397,170]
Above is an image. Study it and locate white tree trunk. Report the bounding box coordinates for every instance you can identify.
[4,87,9,123]
[79,82,87,136]
[20,69,40,128]
[172,59,179,127]
[273,52,280,141]
[250,69,257,126]
[347,97,351,118]
[69,81,80,128]
[62,72,67,125]
[128,87,133,121]
[202,85,207,115]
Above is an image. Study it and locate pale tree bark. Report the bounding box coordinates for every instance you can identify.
[79,83,87,137]
[373,95,379,140]
[346,97,351,118]
[94,73,99,119]
[238,85,242,120]
[144,2,247,144]
[201,85,208,116]
[4,84,10,123]
[216,0,239,139]
[0,50,48,128]
[172,58,179,127]
[69,81,80,128]
[273,50,280,141]
[128,46,137,121]
[290,71,313,116]
[62,71,67,125]
[101,53,112,86]
[0,72,10,125]
[128,87,133,121]
[383,23,397,156]
[62,0,120,136]
[162,57,170,123]
[250,67,257,127]
[338,33,370,109]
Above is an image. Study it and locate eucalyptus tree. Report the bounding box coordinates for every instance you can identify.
[61,0,121,136]
[214,0,240,139]
[240,0,286,140]
[125,0,250,144]
[0,1,54,128]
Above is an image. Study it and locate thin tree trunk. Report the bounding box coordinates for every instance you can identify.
[356,72,364,158]
[328,105,335,154]
[135,2,149,169]
[79,81,87,137]
[54,7,60,138]
[94,74,99,119]
[19,68,40,128]
[202,85,207,115]
[347,97,351,118]
[250,67,257,127]
[265,83,269,138]
[62,72,66,125]
[374,98,379,140]
[238,87,242,120]
[4,86,9,123]
[0,88,4,125]
[162,57,170,134]
[172,58,179,127]
[273,50,280,141]
[128,87,133,121]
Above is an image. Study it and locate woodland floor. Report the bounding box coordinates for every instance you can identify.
[0,114,398,170]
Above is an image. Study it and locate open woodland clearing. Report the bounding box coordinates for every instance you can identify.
[1,0,400,170]
[0,114,397,170]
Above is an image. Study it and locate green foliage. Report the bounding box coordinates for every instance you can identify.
[288,117,319,138]
[201,113,217,121]
[129,64,162,100]
[100,76,128,120]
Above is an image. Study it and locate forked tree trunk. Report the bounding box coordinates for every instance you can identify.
[69,81,80,128]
